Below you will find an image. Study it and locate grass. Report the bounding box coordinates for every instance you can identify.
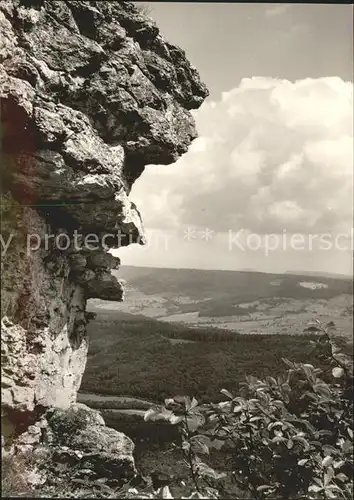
[80,311,328,403]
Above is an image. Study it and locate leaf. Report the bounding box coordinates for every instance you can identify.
[287,439,294,449]
[191,440,209,455]
[336,473,348,482]
[190,397,199,409]
[256,485,272,492]
[309,485,322,493]
[293,436,310,451]
[324,467,335,486]
[302,364,315,380]
[249,416,262,422]
[281,383,291,393]
[161,486,174,499]
[182,441,190,453]
[266,376,277,385]
[332,367,344,378]
[348,428,353,439]
[296,432,306,438]
[326,490,338,498]
[188,414,205,431]
[334,353,351,365]
[184,396,192,411]
[317,430,333,437]
[169,415,184,425]
[191,435,210,455]
[195,462,226,480]
[272,436,286,444]
[220,388,233,399]
[326,321,336,329]
[173,395,189,406]
[341,439,352,453]
[298,459,308,466]
[282,358,295,368]
[268,421,284,431]
[331,344,342,354]
[322,445,339,456]
[144,407,171,422]
[315,383,332,398]
[322,456,333,467]
[305,326,321,332]
[218,401,231,409]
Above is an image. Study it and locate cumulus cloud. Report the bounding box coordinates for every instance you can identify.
[130,76,353,237]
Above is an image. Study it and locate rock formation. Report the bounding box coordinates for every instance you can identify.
[0,0,208,489]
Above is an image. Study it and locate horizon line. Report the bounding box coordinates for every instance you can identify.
[116,264,353,279]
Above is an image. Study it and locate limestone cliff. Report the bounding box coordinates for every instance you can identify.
[0,0,208,451]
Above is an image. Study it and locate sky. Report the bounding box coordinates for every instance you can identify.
[117,2,353,275]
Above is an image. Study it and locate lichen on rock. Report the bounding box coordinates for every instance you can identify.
[0,0,208,487]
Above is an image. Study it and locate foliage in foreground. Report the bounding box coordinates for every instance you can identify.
[139,321,353,499]
[2,321,353,499]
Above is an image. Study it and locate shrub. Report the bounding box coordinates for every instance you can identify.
[143,321,353,499]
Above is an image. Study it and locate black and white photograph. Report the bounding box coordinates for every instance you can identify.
[0,1,353,498]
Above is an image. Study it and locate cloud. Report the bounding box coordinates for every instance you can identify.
[130,76,353,237]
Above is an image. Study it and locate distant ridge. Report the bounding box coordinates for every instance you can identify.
[102,264,352,337]
[119,264,352,280]
[285,270,352,280]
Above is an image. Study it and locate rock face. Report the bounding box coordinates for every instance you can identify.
[7,403,137,493]
[44,404,136,483]
[0,0,207,460]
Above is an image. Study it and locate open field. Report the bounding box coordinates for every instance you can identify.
[90,266,353,339]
